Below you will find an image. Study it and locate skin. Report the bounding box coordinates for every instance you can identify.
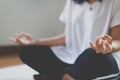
[9,0,120,80]
[9,32,65,46]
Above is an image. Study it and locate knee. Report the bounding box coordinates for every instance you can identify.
[83,48,95,53]
[62,73,75,80]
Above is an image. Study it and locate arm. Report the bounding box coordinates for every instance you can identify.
[10,32,65,46]
[35,33,65,46]
[110,25,120,51]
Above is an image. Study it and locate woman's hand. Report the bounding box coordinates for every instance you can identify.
[9,32,37,45]
[89,35,113,54]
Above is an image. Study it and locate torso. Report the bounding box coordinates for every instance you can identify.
[51,0,120,66]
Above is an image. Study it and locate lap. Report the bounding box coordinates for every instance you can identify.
[19,45,71,79]
[69,48,119,80]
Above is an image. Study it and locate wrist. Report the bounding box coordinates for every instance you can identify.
[31,39,39,45]
[111,41,119,52]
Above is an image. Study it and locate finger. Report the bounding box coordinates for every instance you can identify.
[104,40,113,52]
[89,41,96,49]
[9,37,17,42]
[95,37,99,46]
[9,37,24,45]
[89,41,100,53]
[15,32,25,38]
[15,33,23,39]
[96,37,107,54]
[98,40,107,54]
[97,38,103,50]
[90,41,101,53]
[100,42,106,54]
[98,39,104,50]
[95,37,100,51]
[22,33,32,39]
[100,40,112,54]
[101,35,112,44]
[98,38,103,45]
[17,32,32,40]
[15,35,25,45]
[14,33,18,36]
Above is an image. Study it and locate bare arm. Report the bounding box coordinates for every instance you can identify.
[10,32,65,46]
[35,33,65,46]
[110,25,120,51]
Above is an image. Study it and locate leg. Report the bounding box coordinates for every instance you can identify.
[64,48,119,80]
[19,45,71,80]
[62,73,75,80]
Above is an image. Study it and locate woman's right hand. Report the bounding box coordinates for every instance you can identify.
[9,32,37,45]
[89,35,113,54]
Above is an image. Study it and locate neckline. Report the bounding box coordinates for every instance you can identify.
[85,1,99,6]
[88,0,102,5]
[88,0,96,5]
[84,1,101,11]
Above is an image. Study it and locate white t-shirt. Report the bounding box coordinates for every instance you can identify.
[50,0,120,68]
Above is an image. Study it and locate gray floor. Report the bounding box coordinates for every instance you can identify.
[0,64,38,80]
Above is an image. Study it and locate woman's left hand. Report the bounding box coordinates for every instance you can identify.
[9,32,36,45]
[89,35,113,54]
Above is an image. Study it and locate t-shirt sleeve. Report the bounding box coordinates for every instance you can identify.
[110,10,120,28]
[110,1,120,28]
[59,0,70,23]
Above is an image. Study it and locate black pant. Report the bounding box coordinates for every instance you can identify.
[69,48,120,80]
[19,45,71,80]
[19,46,119,80]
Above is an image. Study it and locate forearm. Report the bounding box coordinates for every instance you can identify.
[34,33,65,46]
[112,40,120,51]
[110,25,120,52]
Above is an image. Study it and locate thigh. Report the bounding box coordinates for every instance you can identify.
[19,45,53,72]
[69,48,119,80]
[19,45,71,79]
[19,45,52,66]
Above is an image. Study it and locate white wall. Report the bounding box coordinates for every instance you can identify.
[0,0,65,45]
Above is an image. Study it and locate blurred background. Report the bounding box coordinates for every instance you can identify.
[0,0,65,45]
[0,0,65,80]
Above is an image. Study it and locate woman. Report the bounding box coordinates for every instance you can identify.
[62,0,120,79]
[10,0,120,80]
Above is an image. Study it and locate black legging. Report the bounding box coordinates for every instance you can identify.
[19,45,119,80]
[19,45,71,80]
[69,48,120,80]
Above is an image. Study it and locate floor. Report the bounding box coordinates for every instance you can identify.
[0,54,22,68]
[0,53,38,80]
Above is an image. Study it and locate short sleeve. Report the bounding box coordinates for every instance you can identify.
[110,10,120,28]
[110,0,120,28]
[59,0,71,23]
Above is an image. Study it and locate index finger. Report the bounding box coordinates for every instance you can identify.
[101,35,112,44]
